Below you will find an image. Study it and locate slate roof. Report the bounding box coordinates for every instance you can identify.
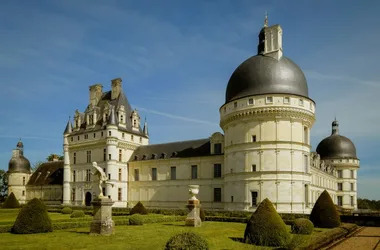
[130,138,222,161]
[27,161,64,186]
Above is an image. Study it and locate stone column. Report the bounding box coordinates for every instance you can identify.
[90,197,115,235]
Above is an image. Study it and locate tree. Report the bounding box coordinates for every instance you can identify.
[0,169,8,200]
[46,154,63,162]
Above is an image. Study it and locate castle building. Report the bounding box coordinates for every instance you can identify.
[7,17,359,213]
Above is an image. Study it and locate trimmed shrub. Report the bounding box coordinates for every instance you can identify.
[61,207,72,214]
[310,190,341,228]
[200,207,205,222]
[11,198,52,234]
[130,201,148,215]
[2,192,20,209]
[70,210,85,218]
[165,231,209,250]
[244,198,291,247]
[129,214,143,225]
[291,218,314,235]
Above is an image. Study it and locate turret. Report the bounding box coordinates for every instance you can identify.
[257,13,283,60]
[143,117,149,137]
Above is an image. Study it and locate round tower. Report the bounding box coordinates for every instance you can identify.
[220,17,315,213]
[106,107,118,200]
[316,119,359,210]
[7,139,31,204]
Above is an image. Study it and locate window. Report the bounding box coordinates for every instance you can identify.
[284,96,290,104]
[120,115,124,123]
[77,136,80,140]
[86,151,91,163]
[140,137,142,143]
[351,183,354,191]
[22,190,25,196]
[131,135,134,141]
[351,170,354,179]
[71,137,73,142]
[248,98,254,105]
[251,191,258,206]
[72,188,76,201]
[171,167,176,180]
[231,196,234,202]
[338,183,343,191]
[22,177,25,185]
[118,168,122,181]
[108,131,111,136]
[133,120,136,127]
[118,188,122,201]
[108,174,111,180]
[304,155,308,173]
[303,127,308,144]
[103,149,106,161]
[299,99,304,106]
[338,170,343,178]
[305,184,309,207]
[119,149,122,162]
[252,165,257,172]
[89,115,94,125]
[75,120,79,128]
[214,188,222,202]
[191,165,198,179]
[337,196,343,206]
[234,102,237,108]
[122,133,125,138]
[266,96,273,103]
[214,164,222,178]
[84,134,88,139]
[134,169,139,181]
[151,168,157,181]
[252,135,256,142]
[86,169,91,182]
[101,131,104,137]
[214,143,222,154]
[93,133,96,138]
[73,170,76,182]
[351,196,354,206]
[108,154,111,160]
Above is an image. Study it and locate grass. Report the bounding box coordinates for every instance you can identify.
[0,209,332,250]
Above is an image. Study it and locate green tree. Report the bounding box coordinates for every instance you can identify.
[0,169,8,200]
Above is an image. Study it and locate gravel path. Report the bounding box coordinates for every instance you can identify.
[330,227,380,250]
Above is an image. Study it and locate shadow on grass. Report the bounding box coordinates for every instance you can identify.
[229,237,244,242]
[162,223,186,227]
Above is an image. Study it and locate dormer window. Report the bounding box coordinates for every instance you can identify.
[152,154,157,159]
[89,115,94,125]
[171,152,178,157]
[133,120,137,127]
[160,153,166,159]
[120,115,124,123]
[134,155,138,161]
[214,143,222,154]
[75,120,79,128]
[142,155,147,160]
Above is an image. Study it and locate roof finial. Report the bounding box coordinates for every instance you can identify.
[264,11,268,27]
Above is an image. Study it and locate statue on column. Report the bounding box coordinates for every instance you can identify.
[91,162,113,198]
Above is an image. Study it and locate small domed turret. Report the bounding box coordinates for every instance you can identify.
[8,140,31,174]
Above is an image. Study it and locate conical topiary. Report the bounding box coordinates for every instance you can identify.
[310,190,341,228]
[130,201,148,215]
[244,198,291,247]
[11,198,53,234]
[2,192,20,208]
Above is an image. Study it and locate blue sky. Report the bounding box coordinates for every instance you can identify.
[1,0,380,199]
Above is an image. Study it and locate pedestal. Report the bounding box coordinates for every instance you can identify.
[90,197,115,235]
[185,199,201,227]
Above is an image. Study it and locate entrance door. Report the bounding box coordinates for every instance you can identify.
[85,192,92,206]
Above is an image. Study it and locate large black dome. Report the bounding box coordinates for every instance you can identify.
[8,155,31,174]
[225,55,309,103]
[316,120,357,160]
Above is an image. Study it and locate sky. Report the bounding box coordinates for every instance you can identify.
[1,0,380,200]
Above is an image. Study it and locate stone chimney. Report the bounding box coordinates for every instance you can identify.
[89,84,103,106]
[257,14,283,60]
[111,78,122,100]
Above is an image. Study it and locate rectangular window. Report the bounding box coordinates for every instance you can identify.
[252,135,256,142]
[86,151,91,163]
[22,190,25,196]
[231,196,234,202]
[77,136,80,140]
[338,170,343,178]
[122,133,125,138]
[73,170,76,182]
[102,187,106,196]
[86,169,91,182]
[351,196,354,206]
[191,165,198,179]
[139,137,142,143]
[134,169,139,181]
[119,149,122,162]
[108,131,111,136]
[214,143,222,154]
[337,196,343,206]
[118,168,122,181]
[266,96,273,103]
[251,191,258,206]
[304,127,308,144]
[108,174,111,180]
[299,99,304,106]
[351,183,354,191]
[93,133,96,138]
[103,149,106,161]
[84,134,88,139]
[304,155,308,173]
[118,188,122,201]
[248,98,254,105]
[252,165,257,172]
[101,131,104,137]
[71,137,73,142]
[152,168,157,181]
[22,177,26,185]
[234,102,237,108]
[284,96,290,104]
[338,183,343,191]
[214,188,222,202]
[72,188,75,201]
[351,170,354,179]
[214,164,222,178]
[131,135,134,141]
[108,154,111,160]
[171,166,176,180]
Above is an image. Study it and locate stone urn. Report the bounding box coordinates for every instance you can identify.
[188,185,200,200]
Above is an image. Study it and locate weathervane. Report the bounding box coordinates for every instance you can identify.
[264,11,268,27]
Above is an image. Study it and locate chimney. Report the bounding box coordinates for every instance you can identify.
[89,84,103,106]
[52,155,59,162]
[257,15,283,60]
[111,78,122,100]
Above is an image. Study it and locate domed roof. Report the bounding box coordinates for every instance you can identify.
[225,55,309,103]
[8,155,31,174]
[316,120,357,160]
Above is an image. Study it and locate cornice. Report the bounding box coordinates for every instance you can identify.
[220,106,315,128]
[224,141,311,151]
[69,140,107,150]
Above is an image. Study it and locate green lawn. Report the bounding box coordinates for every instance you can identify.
[0,209,329,250]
